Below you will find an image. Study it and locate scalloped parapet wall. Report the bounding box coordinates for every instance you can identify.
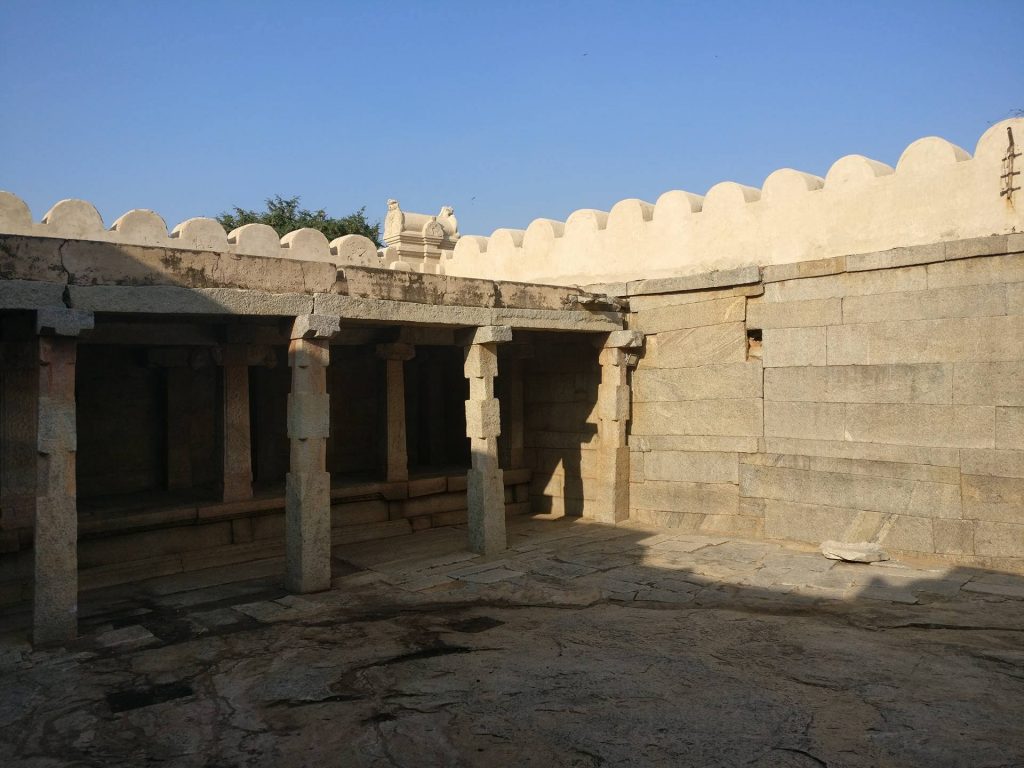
[0,195,382,269]
[444,119,1024,286]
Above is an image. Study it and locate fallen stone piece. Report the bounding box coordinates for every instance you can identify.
[820,540,889,563]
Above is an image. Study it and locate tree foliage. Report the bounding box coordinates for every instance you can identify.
[216,195,381,247]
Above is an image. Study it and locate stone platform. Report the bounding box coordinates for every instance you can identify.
[1,515,1022,766]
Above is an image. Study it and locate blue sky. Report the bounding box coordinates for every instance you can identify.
[2,1,1021,237]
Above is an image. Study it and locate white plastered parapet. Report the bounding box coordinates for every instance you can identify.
[444,119,1024,285]
[0,196,382,269]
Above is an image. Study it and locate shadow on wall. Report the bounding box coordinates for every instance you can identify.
[522,333,601,517]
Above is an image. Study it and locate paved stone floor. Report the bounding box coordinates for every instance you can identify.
[2,515,1023,767]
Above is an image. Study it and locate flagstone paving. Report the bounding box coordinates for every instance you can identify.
[2,515,1023,766]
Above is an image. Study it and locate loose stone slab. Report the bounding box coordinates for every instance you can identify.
[820,540,889,563]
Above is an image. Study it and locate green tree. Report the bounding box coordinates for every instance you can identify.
[217,195,382,247]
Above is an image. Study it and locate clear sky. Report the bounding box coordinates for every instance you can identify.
[2,1,1021,237]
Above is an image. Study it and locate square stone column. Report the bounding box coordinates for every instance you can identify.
[375,342,415,482]
[33,308,93,645]
[221,345,253,502]
[461,326,512,556]
[286,314,340,593]
[588,330,643,524]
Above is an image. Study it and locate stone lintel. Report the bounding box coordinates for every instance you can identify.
[458,325,513,346]
[603,329,644,349]
[291,314,341,340]
[375,342,416,361]
[36,308,94,337]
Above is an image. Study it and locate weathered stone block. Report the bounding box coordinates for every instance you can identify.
[631,399,763,437]
[844,403,994,449]
[762,498,859,544]
[962,474,1024,524]
[739,463,962,519]
[330,499,389,527]
[467,443,506,555]
[36,401,76,453]
[953,362,1024,406]
[33,492,77,645]
[763,265,928,302]
[0,235,67,283]
[36,308,94,337]
[398,491,469,517]
[630,480,739,516]
[291,314,340,340]
[643,451,739,484]
[597,382,630,422]
[630,434,761,453]
[644,323,747,368]
[604,329,645,348]
[878,515,934,553]
[0,280,66,310]
[464,343,498,378]
[765,364,952,404]
[461,325,513,345]
[1008,282,1023,315]
[465,398,501,439]
[634,296,745,334]
[806,456,959,485]
[630,507,705,533]
[632,362,762,402]
[469,376,495,401]
[287,393,330,439]
[285,470,331,593]
[762,327,826,367]
[746,297,841,329]
[627,283,762,312]
[926,253,1024,290]
[974,521,1024,558]
[759,436,960,467]
[626,264,760,296]
[763,401,846,441]
[845,243,945,272]
[961,449,1024,479]
[407,476,448,498]
[842,284,1006,324]
[996,407,1024,450]
[699,515,764,538]
[827,317,1024,366]
[762,257,847,285]
[933,519,975,555]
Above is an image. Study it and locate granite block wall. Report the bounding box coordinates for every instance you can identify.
[626,244,1024,570]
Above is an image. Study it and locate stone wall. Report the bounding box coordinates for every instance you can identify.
[523,333,601,516]
[446,118,1024,286]
[626,237,1024,571]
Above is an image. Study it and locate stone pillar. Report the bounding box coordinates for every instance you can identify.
[1,316,39,531]
[221,345,253,501]
[285,314,339,593]
[461,326,512,556]
[375,342,415,482]
[588,330,643,524]
[33,308,93,645]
